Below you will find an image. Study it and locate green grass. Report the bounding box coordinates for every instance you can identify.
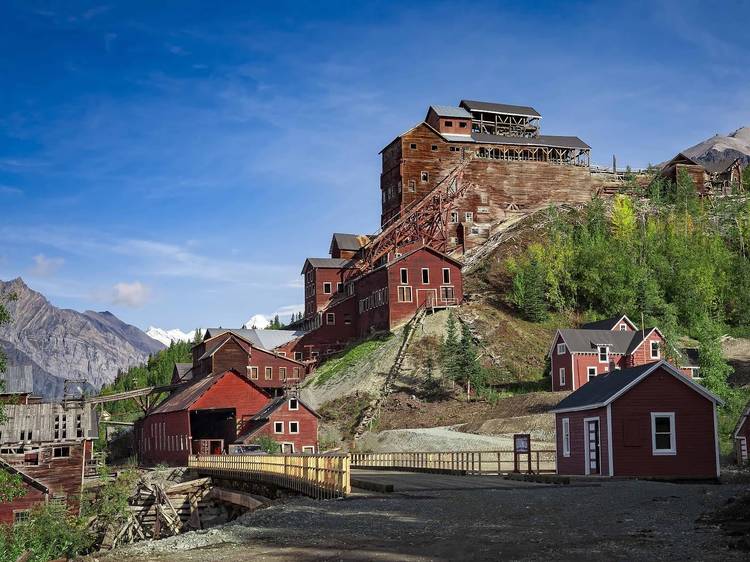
[310,334,392,388]
[719,387,750,457]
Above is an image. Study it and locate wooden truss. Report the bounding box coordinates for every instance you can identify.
[476,144,590,167]
[356,158,474,271]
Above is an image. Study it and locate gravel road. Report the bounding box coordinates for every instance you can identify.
[91,479,746,562]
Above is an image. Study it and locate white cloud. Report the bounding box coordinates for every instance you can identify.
[271,304,304,317]
[111,281,151,308]
[30,254,65,276]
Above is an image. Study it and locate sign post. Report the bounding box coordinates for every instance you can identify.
[513,433,531,473]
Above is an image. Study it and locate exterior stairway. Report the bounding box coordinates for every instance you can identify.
[353,305,428,441]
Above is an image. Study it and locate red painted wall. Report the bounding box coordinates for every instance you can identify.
[303,265,354,318]
[137,411,191,466]
[0,479,46,524]
[550,334,574,391]
[248,400,318,453]
[626,331,668,369]
[354,267,391,337]
[610,368,717,478]
[555,406,609,476]
[247,347,308,389]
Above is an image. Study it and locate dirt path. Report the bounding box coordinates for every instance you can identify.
[93,480,745,561]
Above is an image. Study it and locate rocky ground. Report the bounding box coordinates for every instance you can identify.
[88,479,748,562]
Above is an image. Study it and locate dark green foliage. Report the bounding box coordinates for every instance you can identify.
[81,467,139,531]
[441,312,461,382]
[508,253,548,321]
[97,341,192,417]
[256,435,282,453]
[0,470,24,503]
[0,502,94,562]
[441,315,486,393]
[696,320,734,399]
[268,315,284,329]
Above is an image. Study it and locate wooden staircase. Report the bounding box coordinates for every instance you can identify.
[353,305,428,441]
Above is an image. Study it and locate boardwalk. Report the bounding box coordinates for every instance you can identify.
[351,469,544,492]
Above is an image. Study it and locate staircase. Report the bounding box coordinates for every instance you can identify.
[353,305,428,440]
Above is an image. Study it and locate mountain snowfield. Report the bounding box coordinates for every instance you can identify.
[146,314,272,346]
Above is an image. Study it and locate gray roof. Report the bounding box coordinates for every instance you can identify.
[331,233,371,252]
[580,315,635,331]
[558,329,638,354]
[302,257,355,272]
[460,99,541,118]
[552,361,722,413]
[471,132,590,150]
[203,328,305,352]
[701,158,739,174]
[429,105,473,119]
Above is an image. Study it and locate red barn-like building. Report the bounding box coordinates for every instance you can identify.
[235,396,320,454]
[553,361,722,479]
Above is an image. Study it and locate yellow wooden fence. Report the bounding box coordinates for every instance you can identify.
[188,454,351,499]
[350,450,556,475]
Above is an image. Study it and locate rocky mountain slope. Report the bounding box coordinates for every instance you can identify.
[0,277,164,396]
[684,126,750,166]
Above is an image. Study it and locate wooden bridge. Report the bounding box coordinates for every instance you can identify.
[187,449,555,500]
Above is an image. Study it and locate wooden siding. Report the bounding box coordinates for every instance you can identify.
[0,402,98,446]
[0,478,47,524]
[610,368,717,478]
[550,334,574,391]
[555,406,610,476]
[243,399,318,453]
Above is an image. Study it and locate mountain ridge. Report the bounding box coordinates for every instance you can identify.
[683,126,750,166]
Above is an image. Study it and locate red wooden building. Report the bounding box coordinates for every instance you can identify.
[136,369,319,466]
[733,399,750,464]
[553,361,722,479]
[235,396,320,454]
[548,315,696,392]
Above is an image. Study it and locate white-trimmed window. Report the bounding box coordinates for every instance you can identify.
[279,367,287,381]
[598,346,609,363]
[294,352,303,361]
[465,212,473,223]
[265,367,273,380]
[450,211,458,224]
[442,268,450,284]
[292,367,301,379]
[397,286,413,302]
[302,446,315,454]
[326,312,335,325]
[561,418,570,457]
[274,421,284,434]
[400,268,408,284]
[289,398,299,411]
[619,323,627,331]
[323,282,332,294]
[421,268,429,284]
[421,171,429,182]
[558,367,566,386]
[337,282,343,293]
[557,343,566,355]
[650,340,660,359]
[651,412,676,455]
[288,421,299,434]
[587,366,597,381]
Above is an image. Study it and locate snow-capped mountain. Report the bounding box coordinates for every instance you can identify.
[145,326,199,346]
[244,314,270,329]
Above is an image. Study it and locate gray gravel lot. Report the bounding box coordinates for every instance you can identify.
[92,479,747,562]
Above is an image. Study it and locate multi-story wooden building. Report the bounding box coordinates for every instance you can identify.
[380,99,593,251]
[658,153,744,196]
[0,397,98,523]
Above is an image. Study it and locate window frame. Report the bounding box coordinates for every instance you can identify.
[650,340,660,359]
[322,282,332,294]
[557,343,566,355]
[52,446,70,459]
[248,366,259,380]
[587,366,597,381]
[465,212,473,223]
[265,366,273,380]
[289,398,299,411]
[421,268,430,284]
[326,312,335,325]
[279,367,287,380]
[651,412,676,455]
[400,268,408,284]
[561,418,571,457]
[288,421,300,434]
[449,211,459,224]
[274,421,284,434]
[598,345,609,364]
[397,286,413,303]
[559,367,566,386]
[442,268,451,284]
[420,171,429,182]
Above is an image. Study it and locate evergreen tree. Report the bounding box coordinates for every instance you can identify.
[509,255,548,321]
[441,313,461,382]
[192,328,203,344]
[696,319,733,400]
[457,323,483,388]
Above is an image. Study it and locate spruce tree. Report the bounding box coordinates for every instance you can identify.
[442,312,461,382]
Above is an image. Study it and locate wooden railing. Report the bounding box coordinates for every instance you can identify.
[350,450,556,475]
[188,454,351,499]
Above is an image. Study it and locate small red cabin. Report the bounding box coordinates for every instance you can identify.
[235,396,320,454]
[733,399,750,464]
[553,361,722,479]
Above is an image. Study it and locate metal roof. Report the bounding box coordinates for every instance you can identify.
[552,361,722,413]
[302,257,356,273]
[580,315,637,331]
[440,133,474,142]
[460,99,541,118]
[429,105,473,119]
[203,328,305,352]
[471,132,591,150]
[701,158,740,174]
[557,329,637,354]
[331,233,371,252]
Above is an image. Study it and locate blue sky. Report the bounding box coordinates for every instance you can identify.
[1,1,748,331]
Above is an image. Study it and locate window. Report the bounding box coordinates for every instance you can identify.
[76,414,83,438]
[279,367,286,380]
[289,421,300,434]
[440,286,455,301]
[651,413,676,455]
[421,268,429,284]
[344,314,352,325]
[410,143,417,149]
[650,341,660,359]
[598,346,609,363]
[398,286,413,302]
[292,367,301,378]
[459,121,467,128]
[302,446,315,454]
[477,206,489,214]
[294,352,303,361]
[587,366,597,381]
[400,268,408,284]
[470,226,480,235]
[619,323,628,331]
[465,212,473,223]
[249,366,259,380]
[13,510,30,524]
[274,421,284,434]
[408,179,416,192]
[337,282,343,293]
[557,343,566,355]
[559,368,566,386]
[323,282,332,294]
[265,367,273,380]
[420,171,429,182]
[561,418,570,457]
[326,312,335,325]
[53,446,70,458]
[431,144,438,151]
[445,120,453,127]
[443,268,450,284]
[450,211,459,224]
[289,398,299,411]
[277,352,286,357]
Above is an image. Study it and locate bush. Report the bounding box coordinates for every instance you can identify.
[256,435,281,453]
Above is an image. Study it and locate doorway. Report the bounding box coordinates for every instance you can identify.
[585,418,600,475]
